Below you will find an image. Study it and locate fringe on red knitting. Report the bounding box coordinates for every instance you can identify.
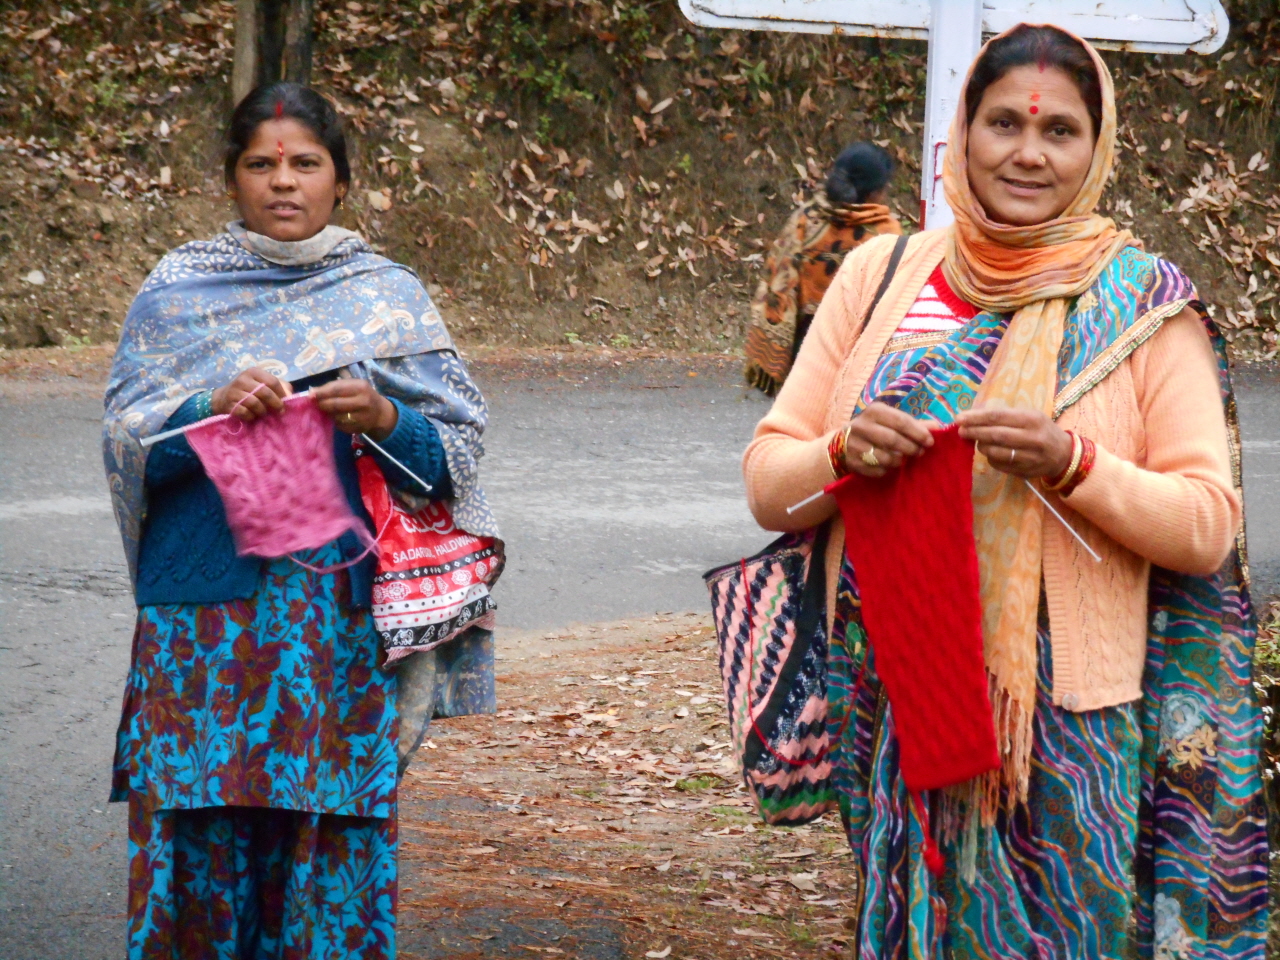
[937,677,1034,882]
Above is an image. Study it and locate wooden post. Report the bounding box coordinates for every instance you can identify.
[258,0,287,86]
[231,0,312,106]
[284,0,316,86]
[231,0,260,106]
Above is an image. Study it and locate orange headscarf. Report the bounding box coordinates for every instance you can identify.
[940,24,1136,819]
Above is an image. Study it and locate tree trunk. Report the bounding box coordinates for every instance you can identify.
[284,0,315,86]
[231,0,259,106]
[258,0,287,86]
[231,0,312,106]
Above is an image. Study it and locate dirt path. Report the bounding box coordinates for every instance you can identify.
[396,614,855,960]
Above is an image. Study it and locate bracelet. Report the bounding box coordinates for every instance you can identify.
[827,424,852,480]
[1058,436,1096,498]
[1044,431,1083,492]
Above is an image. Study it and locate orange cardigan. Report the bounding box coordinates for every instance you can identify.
[743,230,1241,712]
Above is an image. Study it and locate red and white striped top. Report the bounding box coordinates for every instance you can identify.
[892,265,978,339]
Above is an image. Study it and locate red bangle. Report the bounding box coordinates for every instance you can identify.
[1059,436,1096,497]
[828,425,851,479]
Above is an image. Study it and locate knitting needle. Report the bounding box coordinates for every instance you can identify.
[140,423,193,448]
[1023,479,1102,562]
[357,433,435,496]
[140,383,286,448]
[786,489,828,515]
[786,480,1101,564]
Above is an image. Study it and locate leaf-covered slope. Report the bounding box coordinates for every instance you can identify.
[1,0,1278,357]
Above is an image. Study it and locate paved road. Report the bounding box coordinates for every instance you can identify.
[0,355,770,958]
[2,355,1278,957]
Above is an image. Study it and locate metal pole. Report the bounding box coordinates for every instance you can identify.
[920,0,984,230]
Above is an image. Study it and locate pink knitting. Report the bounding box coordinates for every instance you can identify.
[185,393,365,559]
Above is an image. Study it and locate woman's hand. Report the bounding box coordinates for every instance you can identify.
[211,367,292,422]
[956,406,1073,479]
[842,402,937,477]
[312,378,399,442]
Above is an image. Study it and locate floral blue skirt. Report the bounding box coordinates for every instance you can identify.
[113,549,399,959]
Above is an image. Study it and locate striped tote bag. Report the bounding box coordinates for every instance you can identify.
[703,524,837,826]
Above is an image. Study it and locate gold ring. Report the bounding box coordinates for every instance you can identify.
[344,412,354,423]
[860,446,880,468]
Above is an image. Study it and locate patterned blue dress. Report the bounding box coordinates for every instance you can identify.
[104,226,500,959]
[825,249,1268,959]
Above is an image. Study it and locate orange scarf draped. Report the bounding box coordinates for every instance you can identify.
[939,25,1136,819]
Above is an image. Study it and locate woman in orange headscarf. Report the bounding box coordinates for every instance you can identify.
[742,24,1267,958]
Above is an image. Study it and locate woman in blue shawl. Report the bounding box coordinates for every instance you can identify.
[102,83,499,958]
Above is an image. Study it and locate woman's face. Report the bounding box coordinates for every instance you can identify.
[966,64,1095,226]
[229,118,346,242]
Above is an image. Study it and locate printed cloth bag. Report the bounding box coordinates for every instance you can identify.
[704,234,908,825]
[704,525,838,825]
[355,447,499,664]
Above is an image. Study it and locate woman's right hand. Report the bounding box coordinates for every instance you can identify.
[211,367,293,422]
[841,402,936,477]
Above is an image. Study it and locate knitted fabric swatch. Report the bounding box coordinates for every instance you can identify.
[829,426,1000,792]
[185,393,363,559]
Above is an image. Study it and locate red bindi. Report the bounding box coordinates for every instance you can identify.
[1029,105,1039,114]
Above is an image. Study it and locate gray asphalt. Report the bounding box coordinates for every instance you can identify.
[2,356,1278,958]
[0,357,770,959]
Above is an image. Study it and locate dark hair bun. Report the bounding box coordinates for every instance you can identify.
[965,25,1103,138]
[224,83,350,197]
[826,141,895,206]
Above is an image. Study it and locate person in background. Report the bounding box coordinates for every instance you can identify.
[102,82,498,958]
[744,141,902,395]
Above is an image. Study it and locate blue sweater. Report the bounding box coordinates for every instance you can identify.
[134,374,452,608]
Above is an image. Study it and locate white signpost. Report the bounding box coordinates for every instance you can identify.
[678,0,1230,228]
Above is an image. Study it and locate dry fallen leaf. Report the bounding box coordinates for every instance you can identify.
[788,872,819,892]
[366,189,392,211]
[463,846,499,856]
[645,947,672,958]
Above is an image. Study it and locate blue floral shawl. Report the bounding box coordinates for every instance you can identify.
[103,227,499,584]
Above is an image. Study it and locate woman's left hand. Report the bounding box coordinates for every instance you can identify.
[956,406,1073,479]
[311,378,399,442]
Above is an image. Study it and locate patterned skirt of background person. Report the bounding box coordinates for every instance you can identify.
[111,544,495,959]
[824,285,1268,959]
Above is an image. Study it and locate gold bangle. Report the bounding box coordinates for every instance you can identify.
[1045,432,1083,492]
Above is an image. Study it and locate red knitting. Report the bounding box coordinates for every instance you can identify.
[826,425,1000,794]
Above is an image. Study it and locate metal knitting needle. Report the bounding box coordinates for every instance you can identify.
[141,422,195,448]
[141,383,280,448]
[786,489,828,515]
[786,480,1102,564]
[1024,479,1102,563]
[357,433,434,495]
